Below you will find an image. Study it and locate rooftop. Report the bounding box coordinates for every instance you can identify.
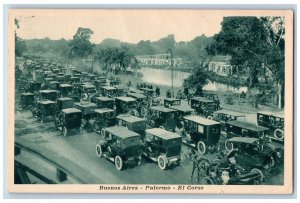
[184,115,220,125]
[96,96,114,101]
[105,126,140,138]
[127,93,146,99]
[102,86,117,90]
[62,108,82,114]
[37,99,56,105]
[258,111,284,119]
[116,97,136,102]
[226,120,270,132]
[150,106,177,113]
[74,102,97,108]
[214,109,245,117]
[169,105,195,112]
[146,128,181,140]
[94,108,115,114]
[117,114,146,123]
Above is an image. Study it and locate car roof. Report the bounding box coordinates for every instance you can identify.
[62,108,82,114]
[21,92,34,96]
[184,115,220,125]
[39,90,57,93]
[59,84,73,87]
[214,109,245,117]
[105,126,140,138]
[74,102,97,108]
[95,96,114,101]
[102,86,116,90]
[150,106,177,113]
[37,99,56,105]
[94,108,115,114]
[140,87,154,92]
[114,85,126,89]
[117,114,146,122]
[127,92,147,99]
[226,120,270,131]
[82,84,96,88]
[129,88,144,94]
[58,97,73,101]
[50,81,59,84]
[227,137,259,144]
[164,98,181,102]
[192,96,214,103]
[169,105,195,112]
[71,77,80,79]
[116,96,136,102]
[258,111,284,119]
[146,128,181,139]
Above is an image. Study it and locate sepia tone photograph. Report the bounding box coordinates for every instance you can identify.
[7,9,293,194]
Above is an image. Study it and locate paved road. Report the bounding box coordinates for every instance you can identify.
[15,110,283,185]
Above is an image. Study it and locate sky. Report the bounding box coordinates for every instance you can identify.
[14,9,224,44]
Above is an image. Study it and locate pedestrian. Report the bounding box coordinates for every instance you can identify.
[155,86,160,97]
[189,148,202,182]
[166,89,171,98]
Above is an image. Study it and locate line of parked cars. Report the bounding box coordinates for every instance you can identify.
[16,57,284,184]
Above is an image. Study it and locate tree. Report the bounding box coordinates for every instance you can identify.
[183,57,210,96]
[15,35,27,57]
[69,27,94,58]
[207,16,285,109]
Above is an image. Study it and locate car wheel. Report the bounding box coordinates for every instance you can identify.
[63,127,68,137]
[136,156,142,166]
[202,176,216,185]
[96,144,102,158]
[101,128,106,138]
[159,125,165,130]
[251,168,264,182]
[264,156,275,169]
[207,116,213,120]
[157,155,167,170]
[115,155,123,171]
[198,158,210,172]
[197,141,207,155]
[274,129,284,140]
[225,140,234,152]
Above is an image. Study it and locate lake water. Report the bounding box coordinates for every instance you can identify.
[139,67,248,93]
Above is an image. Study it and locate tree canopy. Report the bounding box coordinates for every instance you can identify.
[69,27,95,58]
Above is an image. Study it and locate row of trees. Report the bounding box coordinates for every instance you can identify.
[184,16,285,109]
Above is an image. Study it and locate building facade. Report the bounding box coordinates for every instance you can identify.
[136,53,183,67]
[207,55,233,76]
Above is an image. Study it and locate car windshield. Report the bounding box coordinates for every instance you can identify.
[120,136,140,149]
[164,137,181,147]
[66,112,81,121]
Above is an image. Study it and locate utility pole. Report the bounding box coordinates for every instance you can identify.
[166,48,174,97]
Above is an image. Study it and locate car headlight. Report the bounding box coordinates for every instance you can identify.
[276,151,281,158]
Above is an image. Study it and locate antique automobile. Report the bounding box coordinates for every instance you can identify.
[127,92,148,117]
[55,74,65,83]
[257,111,284,141]
[74,102,97,131]
[25,81,42,93]
[69,86,81,102]
[168,105,195,127]
[199,155,264,185]
[224,137,283,169]
[58,83,73,97]
[88,74,96,81]
[39,89,58,102]
[81,71,89,82]
[94,79,107,89]
[32,99,56,123]
[49,81,60,90]
[55,97,74,115]
[74,73,82,78]
[116,114,147,139]
[190,96,219,118]
[19,93,35,110]
[147,106,177,132]
[225,120,270,139]
[64,74,72,81]
[114,85,127,97]
[109,79,119,86]
[55,108,82,136]
[129,87,144,94]
[164,98,181,108]
[70,76,81,86]
[139,87,154,98]
[90,108,116,133]
[213,109,245,131]
[96,126,142,170]
[115,96,138,115]
[101,86,117,98]
[51,68,60,74]
[43,70,53,78]
[80,84,97,101]
[182,115,221,154]
[142,128,182,170]
[94,96,115,109]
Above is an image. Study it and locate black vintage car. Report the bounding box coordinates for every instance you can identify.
[55,97,74,115]
[96,126,142,170]
[55,108,82,136]
[225,120,270,139]
[117,114,147,139]
[58,83,73,97]
[32,99,56,123]
[80,84,97,101]
[39,89,58,102]
[101,86,117,98]
[182,115,221,154]
[94,96,114,109]
[164,98,181,108]
[89,108,116,133]
[257,111,284,141]
[213,109,245,131]
[115,96,138,116]
[19,93,35,110]
[127,92,148,117]
[224,137,283,170]
[168,105,195,128]
[143,128,182,170]
[74,102,97,131]
[190,96,219,118]
[70,76,81,86]
[26,81,42,93]
[114,85,127,97]
[147,106,177,132]
[49,81,60,90]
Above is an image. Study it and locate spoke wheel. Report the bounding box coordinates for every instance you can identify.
[202,176,215,185]
[63,127,68,137]
[225,140,234,151]
[274,129,284,140]
[115,155,123,171]
[157,155,167,170]
[197,141,207,155]
[96,144,102,158]
[251,168,264,182]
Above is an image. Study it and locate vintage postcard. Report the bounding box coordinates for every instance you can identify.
[7,9,293,194]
